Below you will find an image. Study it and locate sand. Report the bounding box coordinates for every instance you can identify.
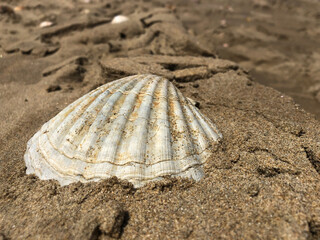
[1,0,320,239]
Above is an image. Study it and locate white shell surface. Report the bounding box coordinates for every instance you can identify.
[24,74,222,187]
[111,15,129,24]
[39,21,54,28]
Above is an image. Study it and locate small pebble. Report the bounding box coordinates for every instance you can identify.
[83,9,90,14]
[220,19,227,27]
[227,6,234,12]
[14,6,23,12]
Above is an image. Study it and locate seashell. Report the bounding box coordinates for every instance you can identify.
[24,74,222,187]
[39,21,54,28]
[111,15,129,24]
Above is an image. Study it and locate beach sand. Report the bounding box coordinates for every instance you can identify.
[1,0,320,239]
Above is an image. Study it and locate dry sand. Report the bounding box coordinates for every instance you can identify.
[1,0,320,239]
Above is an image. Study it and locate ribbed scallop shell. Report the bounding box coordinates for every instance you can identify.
[24,74,222,187]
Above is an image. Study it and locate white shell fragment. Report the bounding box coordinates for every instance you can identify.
[39,21,54,28]
[24,74,222,187]
[111,15,129,24]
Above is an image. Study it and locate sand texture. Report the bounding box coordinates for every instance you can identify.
[1,0,320,239]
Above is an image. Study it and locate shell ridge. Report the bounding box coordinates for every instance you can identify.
[67,78,141,161]
[176,87,210,166]
[146,78,174,177]
[176,89,210,156]
[48,89,105,146]
[187,101,221,142]
[58,78,139,159]
[114,76,162,185]
[168,82,200,172]
[169,81,196,167]
[126,163,203,182]
[48,76,135,143]
[46,78,140,161]
[95,75,130,91]
[203,114,223,139]
[115,76,161,166]
[28,129,51,176]
[162,79,175,171]
[49,76,132,130]
[50,86,103,125]
[39,124,214,169]
[38,128,84,176]
[96,75,152,163]
[34,120,213,184]
[38,123,214,169]
[58,88,117,156]
[30,133,76,183]
[47,88,116,150]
